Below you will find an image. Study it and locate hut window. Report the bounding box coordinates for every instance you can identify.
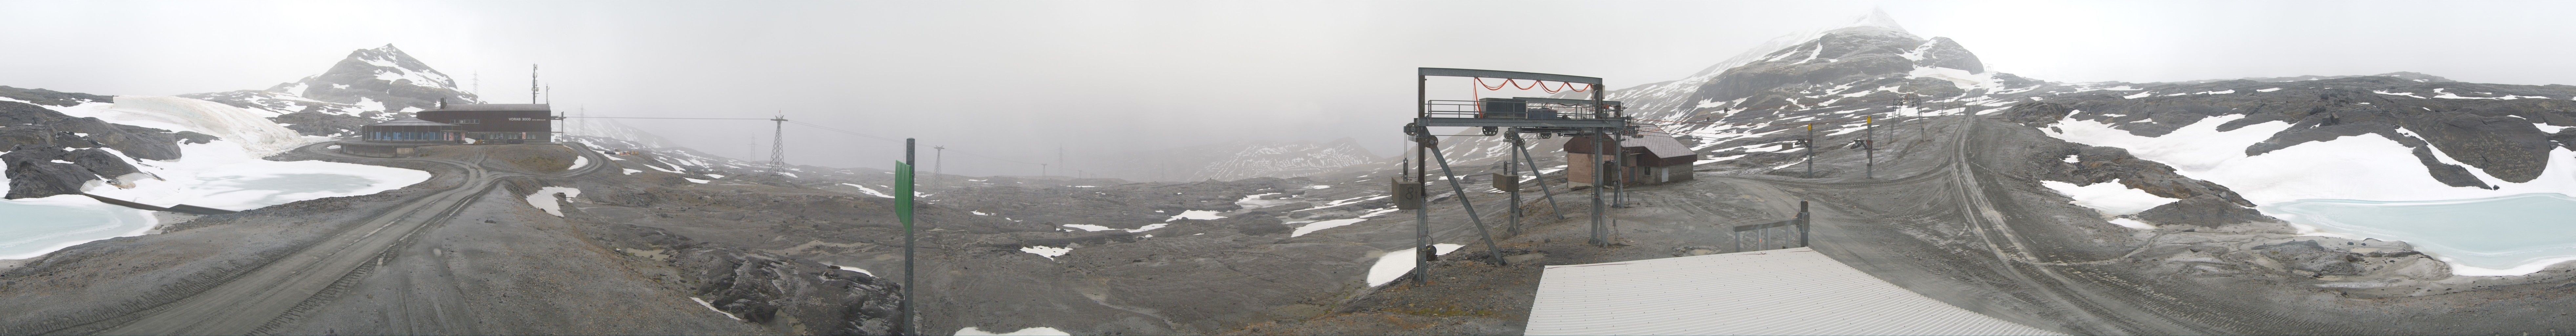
[455,119,480,124]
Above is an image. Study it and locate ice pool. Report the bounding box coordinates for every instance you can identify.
[0,195,156,259]
[2262,193,2576,276]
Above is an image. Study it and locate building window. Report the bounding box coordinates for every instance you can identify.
[455,119,480,124]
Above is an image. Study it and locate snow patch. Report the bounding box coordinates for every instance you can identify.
[1164,210,1226,221]
[1290,218,1367,237]
[955,327,1072,336]
[1364,243,1463,287]
[1020,246,1072,260]
[522,186,581,217]
[2040,180,2177,216]
[844,183,895,198]
[689,297,744,321]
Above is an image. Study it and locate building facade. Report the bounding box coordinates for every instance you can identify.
[359,117,460,143]
[417,103,553,143]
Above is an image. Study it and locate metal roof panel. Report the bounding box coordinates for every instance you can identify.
[1524,247,2059,335]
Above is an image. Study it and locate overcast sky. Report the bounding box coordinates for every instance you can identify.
[8,1,2575,176]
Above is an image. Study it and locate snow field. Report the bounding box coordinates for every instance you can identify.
[2047,114,2576,275]
[2047,115,2576,204]
[0,96,431,260]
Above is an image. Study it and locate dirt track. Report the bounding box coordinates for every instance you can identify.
[55,143,605,335]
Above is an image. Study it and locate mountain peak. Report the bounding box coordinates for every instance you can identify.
[1845,7,1908,35]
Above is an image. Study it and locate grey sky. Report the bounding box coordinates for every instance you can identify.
[8,1,2575,177]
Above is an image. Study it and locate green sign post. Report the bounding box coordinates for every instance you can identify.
[897,138,916,335]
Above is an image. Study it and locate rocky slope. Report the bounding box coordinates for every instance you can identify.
[1073,138,1383,182]
[0,88,218,199]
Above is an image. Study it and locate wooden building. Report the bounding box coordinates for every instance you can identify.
[1564,135,1699,187]
[418,102,553,143]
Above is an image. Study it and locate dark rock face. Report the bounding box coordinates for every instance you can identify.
[0,86,113,107]
[2253,240,2366,276]
[1695,27,1929,105]
[2136,195,2278,227]
[0,100,198,161]
[2055,145,2256,206]
[0,97,206,199]
[66,148,139,178]
[596,223,905,335]
[4,145,99,199]
[1999,76,2576,187]
[1915,37,1983,74]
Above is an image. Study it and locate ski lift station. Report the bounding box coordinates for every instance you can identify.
[1397,68,2054,334]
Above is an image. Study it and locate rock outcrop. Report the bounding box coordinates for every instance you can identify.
[594,223,905,335]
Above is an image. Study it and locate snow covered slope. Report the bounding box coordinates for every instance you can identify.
[182,44,480,137]
[1196,138,1380,181]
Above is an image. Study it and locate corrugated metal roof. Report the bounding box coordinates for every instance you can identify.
[1524,247,2059,336]
[1564,136,1695,159]
[433,103,550,111]
[367,118,457,126]
[1630,136,1696,160]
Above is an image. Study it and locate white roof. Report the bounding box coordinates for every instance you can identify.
[1524,247,2060,335]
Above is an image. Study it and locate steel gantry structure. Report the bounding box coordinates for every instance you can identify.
[1401,68,1635,285]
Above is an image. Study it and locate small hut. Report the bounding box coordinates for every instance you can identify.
[1564,135,1699,186]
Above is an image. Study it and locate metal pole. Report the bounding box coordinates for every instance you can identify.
[1506,132,1522,237]
[1590,133,1607,246]
[902,138,916,336]
[1428,141,1509,266]
[1515,136,1567,221]
[1866,116,1875,179]
[1798,201,1811,247]
[1611,133,1625,208]
[943,146,953,190]
[1805,124,1816,178]
[1413,75,1430,285]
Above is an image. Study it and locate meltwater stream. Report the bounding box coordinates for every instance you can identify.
[2263,193,2576,276]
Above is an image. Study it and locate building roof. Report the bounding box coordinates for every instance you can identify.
[1564,135,1697,159]
[366,118,458,127]
[432,103,551,112]
[1630,136,1696,159]
[1523,247,2060,336]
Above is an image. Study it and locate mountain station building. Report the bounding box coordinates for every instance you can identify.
[416,103,555,143]
[1565,135,1699,186]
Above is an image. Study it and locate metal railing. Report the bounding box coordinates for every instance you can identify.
[1422,100,1616,119]
[1731,201,1811,252]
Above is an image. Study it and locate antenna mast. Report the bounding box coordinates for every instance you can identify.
[530,64,539,104]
